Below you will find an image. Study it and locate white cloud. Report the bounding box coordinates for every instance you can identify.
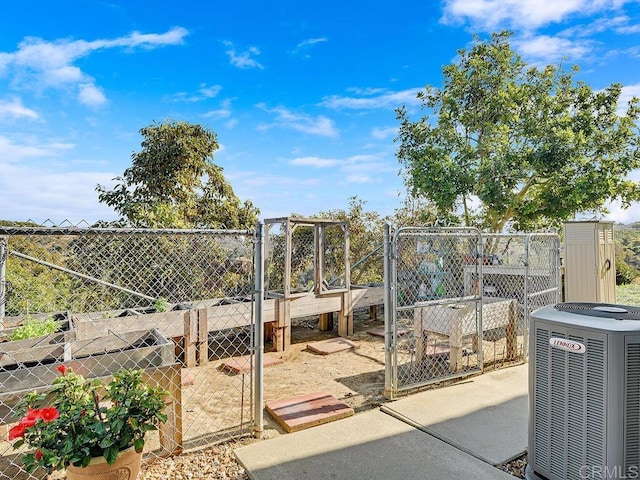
[170,83,222,102]
[203,98,234,119]
[78,83,107,107]
[223,41,263,69]
[225,118,239,129]
[296,37,328,50]
[203,108,232,119]
[346,174,373,183]
[286,151,395,185]
[104,27,189,48]
[604,198,640,224]
[441,0,629,31]
[0,166,117,223]
[320,88,422,110]
[199,84,222,98]
[289,156,338,167]
[1,27,188,107]
[257,104,339,138]
[616,22,640,34]
[559,15,631,37]
[0,135,73,163]
[0,97,38,120]
[292,37,328,56]
[371,126,397,140]
[513,34,593,63]
[618,83,640,116]
[0,134,117,222]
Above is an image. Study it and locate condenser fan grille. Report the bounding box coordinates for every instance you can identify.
[554,302,640,320]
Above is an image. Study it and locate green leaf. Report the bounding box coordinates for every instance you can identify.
[100,437,114,449]
[133,437,145,452]
[104,445,119,465]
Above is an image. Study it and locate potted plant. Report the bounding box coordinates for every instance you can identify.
[7,365,168,480]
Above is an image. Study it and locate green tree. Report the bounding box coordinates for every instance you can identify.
[0,221,74,316]
[392,195,439,228]
[396,31,640,232]
[97,120,259,229]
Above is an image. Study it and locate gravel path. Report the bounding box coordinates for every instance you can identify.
[140,441,251,480]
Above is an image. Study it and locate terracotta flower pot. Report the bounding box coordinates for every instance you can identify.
[65,446,142,480]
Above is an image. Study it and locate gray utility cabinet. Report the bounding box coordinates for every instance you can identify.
[563,221,616,303]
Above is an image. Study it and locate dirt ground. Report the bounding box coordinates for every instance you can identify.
[188,306,391,444]
[260,308,389,434]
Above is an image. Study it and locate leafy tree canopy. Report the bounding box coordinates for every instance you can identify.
[396,31,640,232]
[97,120,259,229]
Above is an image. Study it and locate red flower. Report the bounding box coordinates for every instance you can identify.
[19,417,37,428]
[35,450,43,461]
[40,407,59,422]
[8,424,26,440]
[56,365,67,375]
[25,409,40,420]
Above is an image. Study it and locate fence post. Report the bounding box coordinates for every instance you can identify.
[0,236,5,323]
[253,222,265,438]
[383,223,394,399]
[523,234,531,360]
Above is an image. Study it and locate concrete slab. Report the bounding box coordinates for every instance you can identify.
[222,354,284,374]
[381,364,528,465]
[306,338,359,355]
[235,409,516,480]
[265,391,354,433]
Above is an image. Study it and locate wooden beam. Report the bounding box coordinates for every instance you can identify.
[318,312,333,331]
[197,308,209,365]
[274,298,291,351]
[183,310,198,367]
[150,364,183,456]
[338,290,353,337]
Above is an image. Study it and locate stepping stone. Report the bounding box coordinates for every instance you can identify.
[222,354,284,374]
[306,338,359,355]
[266,391,354,433]
[367,326,410,337]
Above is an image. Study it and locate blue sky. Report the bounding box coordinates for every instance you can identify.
[1,0,640,225]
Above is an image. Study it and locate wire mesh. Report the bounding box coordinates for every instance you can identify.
[0,224,257,480]
[387,228,561,396]
[392,227,483,392]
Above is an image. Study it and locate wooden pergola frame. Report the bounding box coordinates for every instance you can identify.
[264,217,350,299]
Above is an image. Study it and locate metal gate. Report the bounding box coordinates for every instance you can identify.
[384,225,484,397]
[384,226,561,398]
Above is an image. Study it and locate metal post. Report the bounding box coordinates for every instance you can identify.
[253,222,265,438]
[383,223,394,399]
[476,229,484,370]
[0,236,6,323]
[523,234,531,360]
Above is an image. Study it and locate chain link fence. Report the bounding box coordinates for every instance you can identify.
[0,223,258,480]
[385,226,561,397]
[387,226,484,394]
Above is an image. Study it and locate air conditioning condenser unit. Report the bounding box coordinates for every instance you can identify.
[527,302,640,480]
